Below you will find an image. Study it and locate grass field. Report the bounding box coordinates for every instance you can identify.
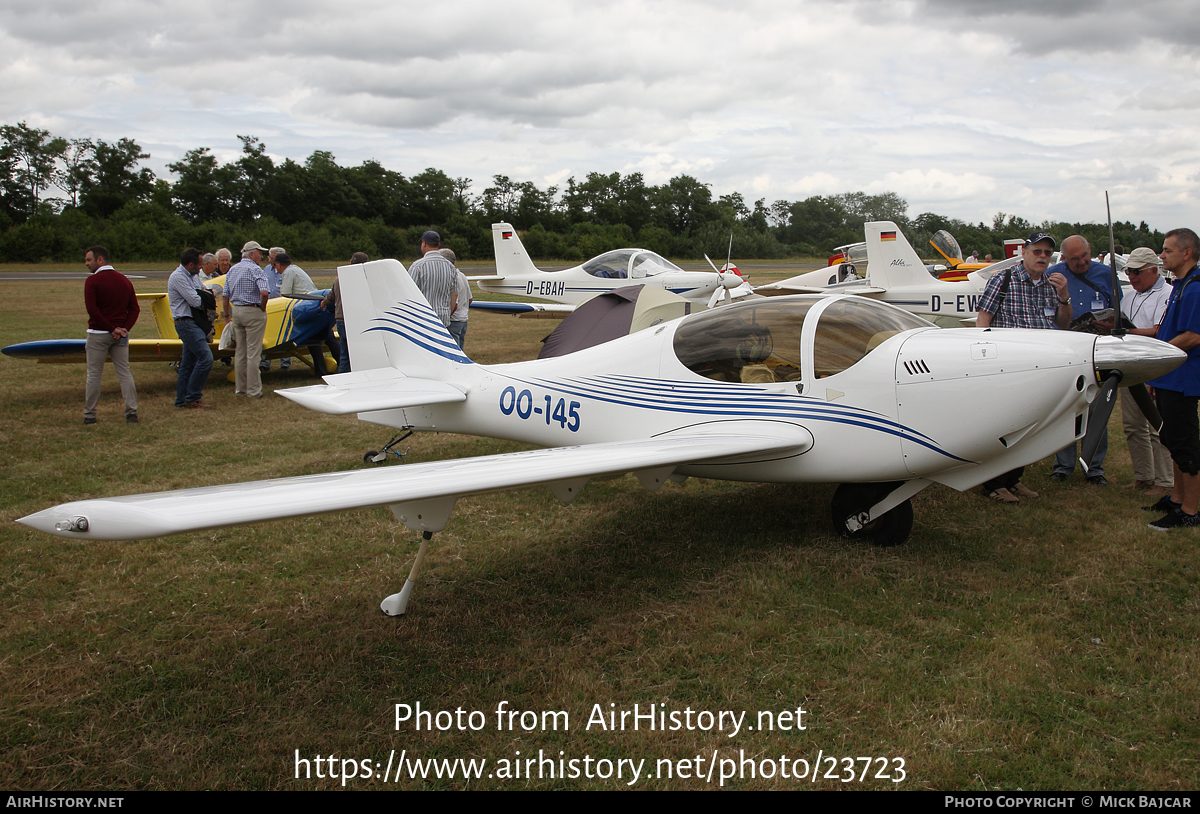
[1,267,1197,790]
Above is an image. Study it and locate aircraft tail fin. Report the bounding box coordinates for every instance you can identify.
[864,221,933,290]
[338,259,472,381]
[135,294,177,340]
[491,222,538,279]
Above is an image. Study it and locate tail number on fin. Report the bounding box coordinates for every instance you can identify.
[929,294,979,313]
[500,386,581,432]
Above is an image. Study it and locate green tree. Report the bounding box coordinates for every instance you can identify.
[54,138,95,209]
[80,138,154,218]
[169,147,237,224]
[0,121,67,219]
[407,168,457,226]
[650,175,713,236]
[230,135,275,221]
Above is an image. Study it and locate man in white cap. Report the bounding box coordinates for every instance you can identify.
[1119,248,1173,497]
[221,240,271,397]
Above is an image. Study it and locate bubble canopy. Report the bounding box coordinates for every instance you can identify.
[582,250,685,279]
[673,296,933,384]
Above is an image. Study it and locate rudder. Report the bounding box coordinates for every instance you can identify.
[338,259,472,379]
[864,221,933,290]
[491,222,538,279]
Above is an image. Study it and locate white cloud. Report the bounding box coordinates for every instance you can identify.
[0,0,1197,227]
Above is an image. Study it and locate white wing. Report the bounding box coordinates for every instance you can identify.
[19,432,812,541]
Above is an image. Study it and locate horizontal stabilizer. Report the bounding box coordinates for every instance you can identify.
[469,301,575,317]
[277,370,466,415]
[20,433,809,541]
[756,284,886,296]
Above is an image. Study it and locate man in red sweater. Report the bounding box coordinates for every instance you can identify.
[83,246,139,424]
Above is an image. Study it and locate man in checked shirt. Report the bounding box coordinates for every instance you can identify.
[220,240,271,397]
[974,231,1072,504]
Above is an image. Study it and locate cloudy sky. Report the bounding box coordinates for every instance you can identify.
[3,0,1198,230]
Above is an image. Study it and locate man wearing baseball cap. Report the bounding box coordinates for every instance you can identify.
[1119,248,1173,497]
[221,240,271,397]
[974,231,1072,503]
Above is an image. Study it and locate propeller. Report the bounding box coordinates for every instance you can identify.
[1080,371,1121,474]
[1128,383,1163,431]
[703,235,741,309]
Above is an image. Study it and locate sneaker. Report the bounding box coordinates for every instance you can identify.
[1123,480,1154,490]
[1087,475,1109,487]
[83,417,96,425]
[1148,509,1200,531]
[1049,472,1068,483]
[984,487,1020,504]
[1143,494,1180,512]
[126,414,138,424]
[1011,482,1040,499]
[1145,485,1172,499]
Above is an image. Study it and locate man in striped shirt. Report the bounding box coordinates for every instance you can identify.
[407,231,458,327]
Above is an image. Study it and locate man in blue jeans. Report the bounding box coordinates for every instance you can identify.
[167,247,214,408]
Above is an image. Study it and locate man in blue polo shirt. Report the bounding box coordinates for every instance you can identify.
[1049,235,1114,486]
[1145,228,1200,530]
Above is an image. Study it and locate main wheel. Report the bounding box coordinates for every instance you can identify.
[831,482,914,547]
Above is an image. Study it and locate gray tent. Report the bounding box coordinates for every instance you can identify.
[538,285,694,359]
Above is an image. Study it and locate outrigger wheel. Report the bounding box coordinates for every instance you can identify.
[831,482,914,547]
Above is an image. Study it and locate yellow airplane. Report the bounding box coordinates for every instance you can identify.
[2,275,338,371]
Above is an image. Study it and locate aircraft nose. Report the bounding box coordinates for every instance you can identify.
[1093,334,1186,385]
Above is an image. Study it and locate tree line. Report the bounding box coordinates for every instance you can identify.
[0,121,1168,264]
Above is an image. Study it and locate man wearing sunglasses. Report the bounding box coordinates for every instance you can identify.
[1118,248,1173,498]
[975,232,1072,503]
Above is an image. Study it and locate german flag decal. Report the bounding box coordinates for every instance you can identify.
[880,231,897,242]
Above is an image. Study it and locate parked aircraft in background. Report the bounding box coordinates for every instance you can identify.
[20,259,1183,617]
[471,223,751,308]
[753,222,1016,326]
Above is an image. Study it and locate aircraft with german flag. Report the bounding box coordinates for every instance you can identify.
[752,222,1018,327]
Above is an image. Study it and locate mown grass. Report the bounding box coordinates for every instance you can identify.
[0,271,1196,790]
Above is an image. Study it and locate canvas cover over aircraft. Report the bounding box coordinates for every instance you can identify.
[470,222,750,314]
[753,221,1024,326]
[2,275,337,370]
[20,259,1183,617]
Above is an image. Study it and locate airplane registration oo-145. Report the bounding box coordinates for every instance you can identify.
[19,259,1185,617]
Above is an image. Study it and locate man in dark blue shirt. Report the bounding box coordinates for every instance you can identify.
[1146,228,1200,529]
[1049,235,1114,485]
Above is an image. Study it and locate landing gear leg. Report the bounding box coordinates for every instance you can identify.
[831,481,922,547]
[365,430,414,464]
[381,531,433,616]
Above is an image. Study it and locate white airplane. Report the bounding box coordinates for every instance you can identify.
[19,260,1184,617]
[471,222,750,311]
[754,221,1017,325]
